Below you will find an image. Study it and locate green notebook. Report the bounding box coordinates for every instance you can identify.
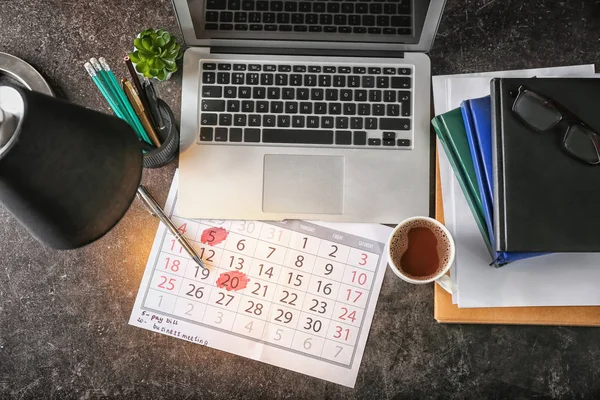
[432,108,492,253]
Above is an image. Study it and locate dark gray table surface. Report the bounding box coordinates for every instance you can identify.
[1,1,600,398]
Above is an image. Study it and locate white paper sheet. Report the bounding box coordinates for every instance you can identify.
[129,172,393,387]
[433,65,600,308]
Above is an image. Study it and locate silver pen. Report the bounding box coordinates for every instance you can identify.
[137,185,206,269]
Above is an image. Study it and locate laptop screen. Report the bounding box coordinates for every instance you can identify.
[183,0,435,48]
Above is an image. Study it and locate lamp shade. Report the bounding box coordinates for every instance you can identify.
[0,84,143,249]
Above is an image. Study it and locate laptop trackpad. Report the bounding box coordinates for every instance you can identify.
[263,155,344,214]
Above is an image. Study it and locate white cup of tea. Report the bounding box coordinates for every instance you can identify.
[387,216,456,294]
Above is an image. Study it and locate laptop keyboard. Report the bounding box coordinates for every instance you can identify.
[204,0,412,35]
[198,61,413,148]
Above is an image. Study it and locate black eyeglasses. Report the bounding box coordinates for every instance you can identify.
[511,86,600,165]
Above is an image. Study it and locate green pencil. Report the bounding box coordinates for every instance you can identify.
[84,62,128,121]
[98,57,152,145]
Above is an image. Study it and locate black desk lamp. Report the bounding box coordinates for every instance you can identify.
[0,84,143,249]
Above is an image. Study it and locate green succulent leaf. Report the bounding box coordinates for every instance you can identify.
[141,37,154,51]
[156,37,166,48]
[137,49,153,60]
[157,70,168,81]
[165,62,178,73]
[133,38,144,51]
[141,28,154,36]
[128,51,141,63]
[135,60,149,73]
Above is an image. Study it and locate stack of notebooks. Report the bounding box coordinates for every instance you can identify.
[432,74,600,326]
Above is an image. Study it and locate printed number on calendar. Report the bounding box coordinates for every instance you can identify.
[158,276,176,290]
[309,299,327,314]
[275,309,293,323]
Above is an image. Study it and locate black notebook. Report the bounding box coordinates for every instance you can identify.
[491,77,600,252]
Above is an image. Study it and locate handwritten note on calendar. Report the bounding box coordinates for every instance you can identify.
[129,172,392,387]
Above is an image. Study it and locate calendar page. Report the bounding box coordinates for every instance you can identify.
[129,173,393,387]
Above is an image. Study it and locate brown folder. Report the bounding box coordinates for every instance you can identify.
[433,147,600,326]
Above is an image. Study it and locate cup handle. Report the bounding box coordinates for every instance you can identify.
[436,275,457,295]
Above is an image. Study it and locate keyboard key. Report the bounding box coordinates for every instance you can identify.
[398,68,412,75]
[335,117,349,129]
[343,103,356,115]
[309,25,322,33]
[333,76,346,87]
[304,75,317,87]
[277,115,291,127]
[368,138,381,146]
[311,88,324,100]
[202,72,216,84]
[377,15,390,26]
[324,66,336,73]
[285,2,297,12]
[299,2,311,12]
[227,100,240,112]
[244,128,261,142]
[329,103,342,115]
[278,65,291,72]
[249,12,261,23]
[296,88,309,100]
[242,100,254,112]
[206,11,219,22]
[292,116,305,128]
[368,27,382,34]
[308,66,321,73]
[232,73,245,84]
[200,113,217,125]
[248,114,261,126]
[383,67,396,75]
[293,25,308,32]
[307,14,319,24]
[391,77,412,89]
[319,75,332,87]
[355,90,367,102]
[384,90,396,102]
[200,127,213,141]
[256,101,268,113]
[354,131,367,146]
[203,63,216,70]
[218,63,232,71]
[350,117,363,129]
[202,100,225,112]
[267,87,280,99]
[362,76,375,88]
[397,139,411,147]
[215,128,228,141]
[235,24,248,30]
[260,73,274,86]
[373,104,385,116]
[234,114,247,126]
[358,104,370,115]
[326,89,338,101]
[340,89,353,102]
[338,67,351,74]
[391,16,411,27]
[349,15,362,26]
[219,23,233,30]
[387,104,400,116]
[270,1,283,11]
[383,27,396,35]
[256,0,268,11]
[263,65,276,72]
[290,74,303,86]
[206,0,226,10]
[383,139,395,146]
[224,86,237,98]
[334,14,347,25]
[202,85,222,98]
[376,76,390,88]
[335,131,352,145]
[265,24,277,31]
[313,2,325,13]
[322,117,334,129]
[383,132,396,140]
[307,116,319,128]
[271,101,284,113]
[229,0,241,10]
[282,88,294,99]
[314,103,327,114]
[300,102,312,114]
[380,118,411,131]
[348,76,360,88]
[249,64,261,71]
[353,27,367,34]
[368,67,381,75]
[285,102,298,114]
[205,23,219,30]
[365,118,377,130]
[242,0,254,10]
[217,72,230,84]
[220,12,233,22]
[230,128,243,142]
[369,90,382,102]
[246,73,259,85]
[276,74,288,86]
[293,65,306,73]
[324,26,337,33]
[263,129,333,144]
[219,114,232,126]
[263,115,276,127]
[339,27,352,34]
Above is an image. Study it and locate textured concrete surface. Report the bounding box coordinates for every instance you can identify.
[1,0,600,398]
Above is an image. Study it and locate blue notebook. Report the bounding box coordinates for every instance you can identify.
[461,96,547,265]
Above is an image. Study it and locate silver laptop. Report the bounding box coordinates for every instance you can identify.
[173,0,446,223]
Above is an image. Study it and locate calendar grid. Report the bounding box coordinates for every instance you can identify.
[140,194,385,369]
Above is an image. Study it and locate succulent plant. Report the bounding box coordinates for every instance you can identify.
[129,28,182,81]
